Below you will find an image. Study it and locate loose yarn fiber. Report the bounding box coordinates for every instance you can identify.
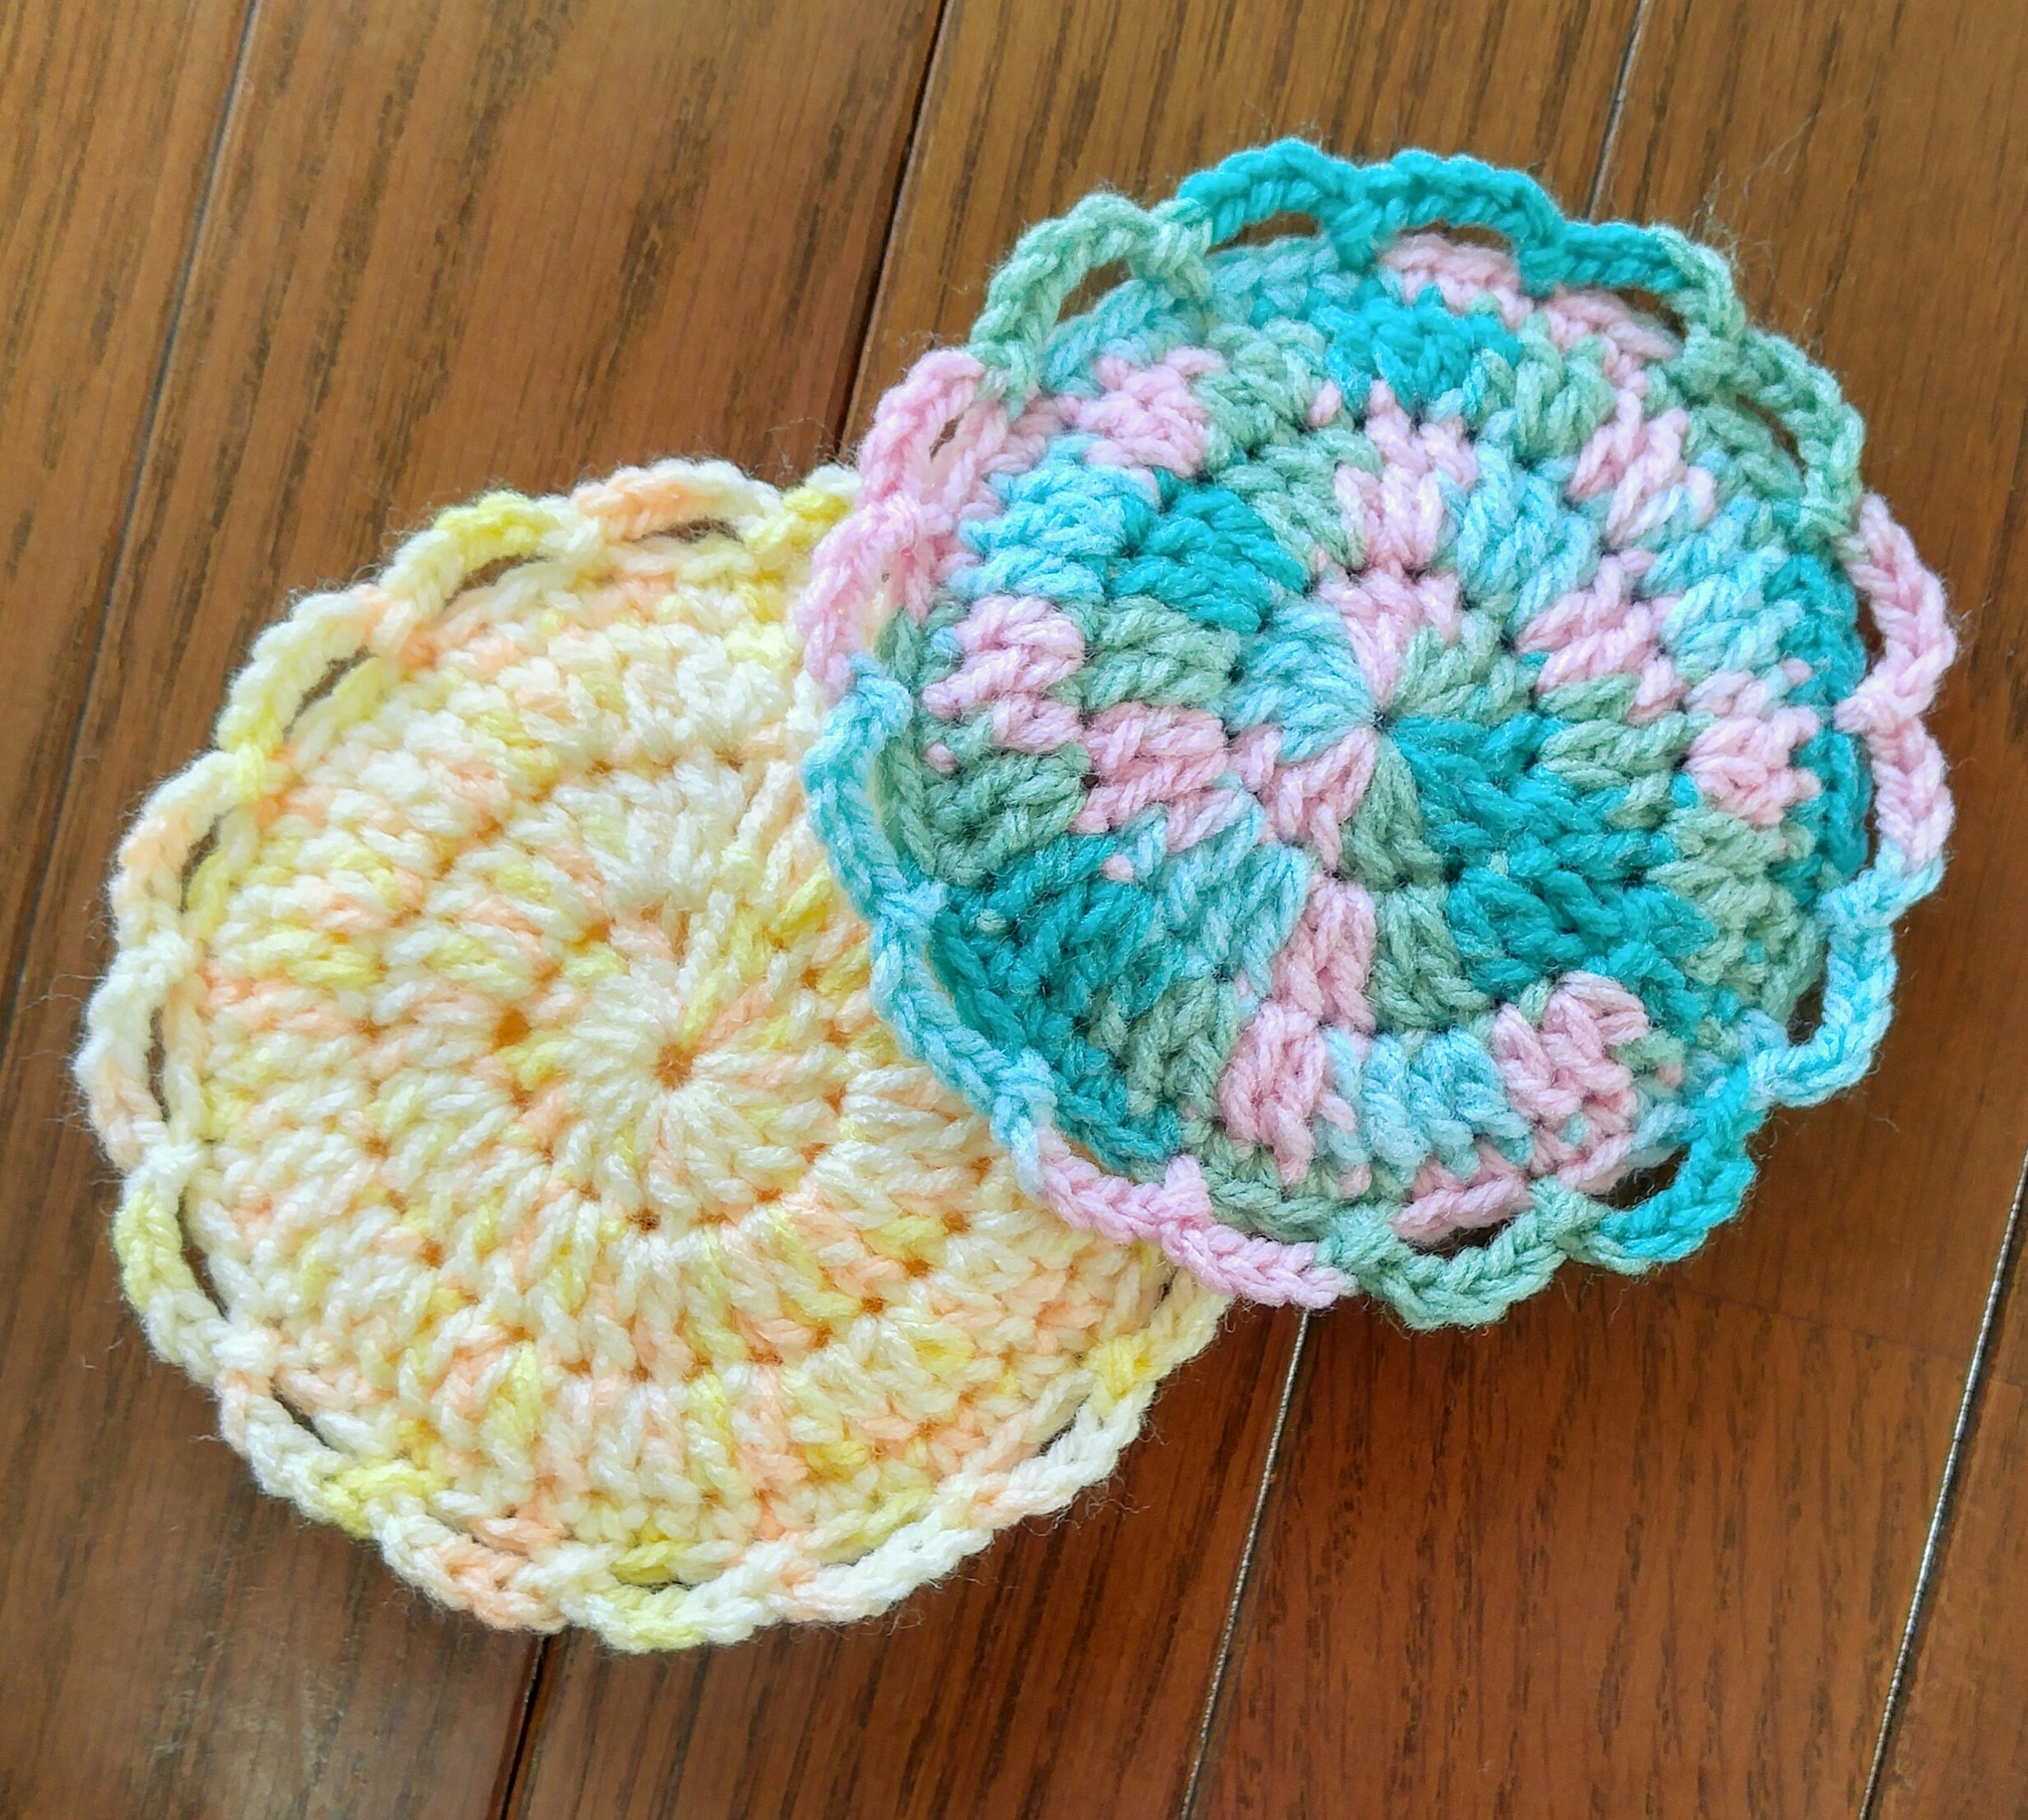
[77,461,1220,1646]
[803,142,1955,1321]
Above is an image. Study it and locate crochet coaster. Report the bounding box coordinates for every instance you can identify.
[801,142,1954,1321]
[79,144,1954,1643]
[77,462,1222,1646]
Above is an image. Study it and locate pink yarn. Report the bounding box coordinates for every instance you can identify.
[1269,875,1378,1032]
[803,347,1229,700]
[922,595,1086,753]
[1394,1150,1534,1239]
[1075,703,1244,848]
[1381,234,1676,384]
[1217,1000,1333,1185]
[802,350,1062,699]
[1383,234,1534,331]
[1071,349,1220,476]
[1397,974,1650,1242]
[1315,380,1476,708]
[1494,974,1647,1125]
[1569,390,1718,546]
[1837,495,1957,870]
[1035,1132,1345,1307]
[1518,550,1687,723]
[1232,725,1379,872]
[1212,876,1377,1187]
[1355,382,1478,549]
[1685,662,1824,827]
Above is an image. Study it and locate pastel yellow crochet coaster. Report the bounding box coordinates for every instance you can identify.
[77,460,1222,1648]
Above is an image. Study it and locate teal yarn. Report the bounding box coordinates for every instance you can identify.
[800,142,1955,1322]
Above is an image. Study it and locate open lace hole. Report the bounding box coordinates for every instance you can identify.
[668,516,738,545]
[294,653,359,721]
[272,1381,324,1441]
[175,825,221,914]
[926,419,958,462]
[146,1008,170,1117]
[1231,210,1328,250]
[1850,579,1889,669]
[1610,285,1692,343]
[1416,1218,1514,1257]
[1599,1148,1685,1211]
[1734,391,1804,468]
[458,553,525,594]
[179,1224,227,1314]
[1404,220,1514,255]
[1057,258,1136,326]
[1785,974,1829,1046]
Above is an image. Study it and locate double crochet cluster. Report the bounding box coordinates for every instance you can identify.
[802,143,1954,1321]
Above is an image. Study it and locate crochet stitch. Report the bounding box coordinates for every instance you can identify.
[76,461,1222,1646]
[802,141,1955,1321]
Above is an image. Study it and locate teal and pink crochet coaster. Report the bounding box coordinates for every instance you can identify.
[801,139,1953,1324]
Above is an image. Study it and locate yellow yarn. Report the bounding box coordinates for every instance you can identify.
[77,459,1225,1648]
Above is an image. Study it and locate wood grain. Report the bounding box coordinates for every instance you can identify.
[510,1310,1299,1820]
[1200,1283,1959,1817]
[1197,1,2028,1812]
[1877,1223,2028,1819]
[506,3,1641,1816]
[0,0,251,1026]
[0,2,938,1814]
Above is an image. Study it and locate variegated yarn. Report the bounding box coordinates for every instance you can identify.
[802,142,1955,1320]
[76,461,1221,1647]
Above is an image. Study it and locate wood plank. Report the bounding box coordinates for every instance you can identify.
[1202,1284,1961,1817]
[0,2,939,1814]
[514,3,1641,1816]
[0,0,249,1017]
[1876,1225,2028,1818]
[1196,0,2028,1811]
[511,1310,1299,1820]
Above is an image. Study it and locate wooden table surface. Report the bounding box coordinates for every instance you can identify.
[3,2,2024,1814]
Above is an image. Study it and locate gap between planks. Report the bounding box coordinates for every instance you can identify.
[1860,1147,2028,1817]
[1176,5,1661,1799]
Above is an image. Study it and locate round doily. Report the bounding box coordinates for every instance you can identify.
[78,462,1222,1647]
[801,143,1954,1321]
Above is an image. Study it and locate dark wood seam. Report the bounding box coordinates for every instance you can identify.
[1178,1314,1311,1820]
[1860,1145,2028,1817]
[483,6,961,1805]
[1586,0,1655,217]
[838,0,961,449]
[493,1637,557,1820]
